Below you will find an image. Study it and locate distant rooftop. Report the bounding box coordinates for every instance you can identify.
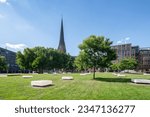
[0,47,16,54]
[112,43,132,47]
[140,47,150,50]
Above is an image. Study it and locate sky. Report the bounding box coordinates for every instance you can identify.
[0,0,150,56]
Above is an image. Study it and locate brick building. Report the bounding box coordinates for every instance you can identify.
[111,43,150,72]
[111,43,139,63]
[138,48,150,72]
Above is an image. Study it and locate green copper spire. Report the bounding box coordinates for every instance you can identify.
[58,18,66,53]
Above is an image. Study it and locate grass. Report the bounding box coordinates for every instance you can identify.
[0,72,150,100]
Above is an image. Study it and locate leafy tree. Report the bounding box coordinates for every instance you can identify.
[0,56,7,72]
[16,51,25,70]
[16,46,75,73]
[65,54,76,72]
[77,35,116,79]
[32,47,48,73]
[120,58,138,70]
[58,52,68,70]
[50,50,64,70]
[46,48,56,70]
[52,51,75,72]
[16,48,35,72]
[74,51,89,71]
[16,51,27,70]
[110,63,120,72]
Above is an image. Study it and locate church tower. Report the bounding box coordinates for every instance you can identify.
[58,18,66,53]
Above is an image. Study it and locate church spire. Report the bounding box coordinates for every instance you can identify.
[58,18,66,53]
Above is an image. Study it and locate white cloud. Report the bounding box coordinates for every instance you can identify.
[0,0,10,5]
[117,40,122,44]
[117,37,131,45]
[125,37,130,41]
[5,43,27,50]
[124,37,130,43]
[0,0,7,3]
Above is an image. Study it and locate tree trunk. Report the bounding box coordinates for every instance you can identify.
[93,66,96,79]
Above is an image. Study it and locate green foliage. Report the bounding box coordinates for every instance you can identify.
[74,51,89,71]
[64,54,76,71]
[16,51,25,70]
[16,47,74,73]
[110,58,138,72]
[120,58,138,70]
[76,35,116,78]
[32,47,48,73]
[110,63,120,72]
[16,48,36,71]
[0,56,7,71]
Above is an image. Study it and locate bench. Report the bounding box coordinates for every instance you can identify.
[31,80,53,87]
[131,79,150,84]
[22,76,33,78]
[62,76,73,80]
[117,74,126,77]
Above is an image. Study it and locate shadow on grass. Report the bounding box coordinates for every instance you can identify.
[7,74,22,76]
[94,77,131,83]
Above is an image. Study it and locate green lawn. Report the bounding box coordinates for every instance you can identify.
[0,72,150,100]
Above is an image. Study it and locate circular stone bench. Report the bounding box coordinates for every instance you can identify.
[22,76,33,78]
[31,80,53,87]
[131,79,150,84]
[62,76,73,80]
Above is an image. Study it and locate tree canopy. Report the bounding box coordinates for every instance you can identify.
[74,51,89,71]
[120,58,138,70]
[16,46,74,73]
[110,58,138,72]
[75,35,116,79]
[110,62,120,72]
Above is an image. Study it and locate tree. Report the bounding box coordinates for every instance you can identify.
[74,51,90,71]
[32,47,48,73]
[16,51,25,70]
[49,50,65,71]
[46,48,56,70]
[16,48,35,72]
[120,58,138,70]
[110,63,120,72]
[16,46,75,73]
[67,56,76,72]
[0,56,7,72]
[77,35,116,79]
[51,51,75,72]
[62,54,75,72]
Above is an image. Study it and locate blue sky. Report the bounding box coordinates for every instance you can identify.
[0,0,150,55]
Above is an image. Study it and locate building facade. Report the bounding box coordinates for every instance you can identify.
[0,47,19,73]
[111,43,139,63]
[111,43,150,72]
[138,48,150,72]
